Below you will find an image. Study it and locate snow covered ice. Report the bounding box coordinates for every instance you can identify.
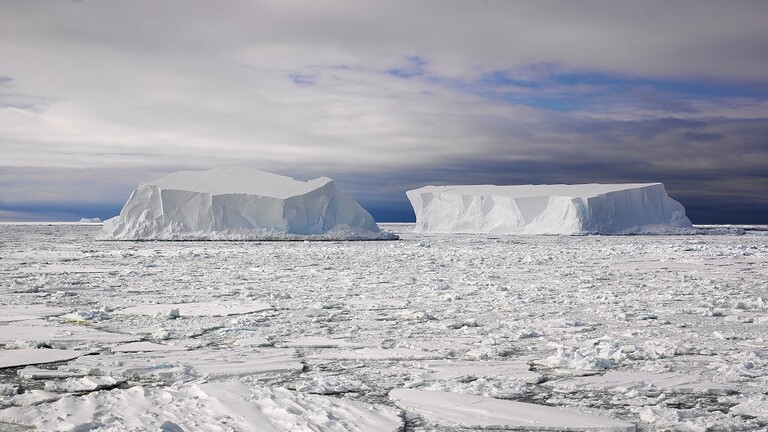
[102,166,396,240]
[1,223,767,431]
[407,183,693,234]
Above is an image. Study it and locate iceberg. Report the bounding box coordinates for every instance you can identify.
[102,167,396,240]
[407,183,693,235]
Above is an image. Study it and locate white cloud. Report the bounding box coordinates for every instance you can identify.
[0,0,766,218]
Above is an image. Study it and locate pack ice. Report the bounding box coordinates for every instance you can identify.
[407,183,693,235]
[102,167,395,240]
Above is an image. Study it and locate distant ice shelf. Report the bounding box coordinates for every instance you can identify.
[407,183,693,235]
[101,167,396,240]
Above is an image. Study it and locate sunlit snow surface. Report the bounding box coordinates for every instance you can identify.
[1,223,767,431]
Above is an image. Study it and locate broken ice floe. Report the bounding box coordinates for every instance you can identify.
[59,348,302,381]
[548,371,731,395]
[391,389,634,431]
[1,382,403,431]
[115,300,271,317]
[0,349,83,369]
[111,341,188,353]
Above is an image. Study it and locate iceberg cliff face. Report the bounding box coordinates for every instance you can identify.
[102,167,395,240]
[407,183,693,235]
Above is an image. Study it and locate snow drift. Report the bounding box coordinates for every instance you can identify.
[102,167,395,240]
[407,183,693,235]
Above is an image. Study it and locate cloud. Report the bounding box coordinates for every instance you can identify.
[0,1,766,222]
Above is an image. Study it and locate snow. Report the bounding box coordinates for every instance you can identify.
[77,217,102,223]
[111,341,188,353]
[0,321,138,346]
[0,349,83,369]
[115,300,272,317]
[418,359,542,382]
[407,182,694,234]
[1,383,403,432]
[0,305,68,322]
[1,223,767,431]
[61,348,303,381]
[549,371,731,395]
[102,166,396,240]
[390,389,635,430]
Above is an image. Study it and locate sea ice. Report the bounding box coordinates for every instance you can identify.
[0,322,138,346]
[549,371,731,395]
[111,341,188,353]
[390,389,635,431]
[1,223,766,430]
[102,166,396,240]
[0,349,83,369]
[1,382,404,431]
[418,359,542,383]
[407,183,693,234]
[309,347,440,361]
[0,305,67,323]
[282,336,368,348]
[61,348,303,381]
[115,300,271,317]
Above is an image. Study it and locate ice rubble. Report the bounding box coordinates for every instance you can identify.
[407,183,693,234]
[102,167,396,240]
[1,382,403,432]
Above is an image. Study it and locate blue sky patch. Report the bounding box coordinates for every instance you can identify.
[289,74,315,85]
[388,55,428,79]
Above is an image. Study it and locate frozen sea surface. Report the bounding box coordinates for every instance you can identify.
[0,223,766,431]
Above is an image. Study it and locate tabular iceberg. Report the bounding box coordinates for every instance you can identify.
[407,183,693,235]
[102,167,396,240]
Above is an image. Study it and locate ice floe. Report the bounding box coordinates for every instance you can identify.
[0,349,83,369]
[115,300,271,317]
[549,371,731,395]
[60,348,302,381]
[391,389,635,431]
[1,382,403,431]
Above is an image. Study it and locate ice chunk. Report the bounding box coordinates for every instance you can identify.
[44,376,123,393]
[111,342,188,353]
[419,359,542,383]
[549,371,731,395]
[0,305,67,323]
[730,394,768,421]
[0,322,138,346]
[282,336,368,348]
[114,300,271,317]
[102,166,396,240]
[0,349,83,369]
[407,183,693,234]
[62,348,302,380]
[391,389,635,431]
[309,347,440,360]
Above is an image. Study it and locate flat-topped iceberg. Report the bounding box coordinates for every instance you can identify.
[407,183,693,235]
[102,167,396,240]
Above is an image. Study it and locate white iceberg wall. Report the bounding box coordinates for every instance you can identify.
[407,183,693,235]
[581,184,692,233]
[102,167,391,240]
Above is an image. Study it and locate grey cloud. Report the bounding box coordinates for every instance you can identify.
[1,1,767,222]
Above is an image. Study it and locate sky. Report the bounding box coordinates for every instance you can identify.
[1,1,767,224]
